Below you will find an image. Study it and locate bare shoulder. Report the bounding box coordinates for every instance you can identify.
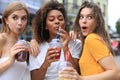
[0,33,7,46]
[0,33,7,57]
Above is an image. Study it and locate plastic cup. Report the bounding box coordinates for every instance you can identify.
[57,61,72,80]
[15,40,29,62]
[49,39,62,59]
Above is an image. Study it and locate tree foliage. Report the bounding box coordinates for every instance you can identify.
[116,18,120,34]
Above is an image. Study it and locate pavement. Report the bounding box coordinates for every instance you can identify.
[22,55,120,80]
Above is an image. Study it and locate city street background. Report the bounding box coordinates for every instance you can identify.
[0,0,120,80]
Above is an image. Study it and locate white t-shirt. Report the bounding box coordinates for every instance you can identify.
[0,57,27,80]
[29,39,81,80]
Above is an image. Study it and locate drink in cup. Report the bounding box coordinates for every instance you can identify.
[49,38,62,59]
[57,61,72,80]
[15,40,29,62]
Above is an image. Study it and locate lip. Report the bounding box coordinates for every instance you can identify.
[55,26,60,30]
[55,27,59,31]
[81,26,87,30]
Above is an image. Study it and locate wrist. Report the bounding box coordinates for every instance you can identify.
[63,46,69,53]
[8,57,15,66]
[64,47,70,61]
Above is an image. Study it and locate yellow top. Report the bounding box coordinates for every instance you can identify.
[79,33,112,76]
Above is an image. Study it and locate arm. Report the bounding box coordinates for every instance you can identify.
[0,43,27,74]
[59,28,80,72]
[30,47,59,80]
[81,56,120,80]
[29,39,40,57]
[0,57,14,74]
[0,35,14,74]
[59,56,120,80]
[31,62,49,80]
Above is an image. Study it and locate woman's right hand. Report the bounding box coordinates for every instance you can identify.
[43,47,60,67]
[9,43,26,64]
[69,30,77,41]
[59,67,82,80]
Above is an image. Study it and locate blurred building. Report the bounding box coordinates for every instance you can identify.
[0,0,108,41]
[55,0,108,30]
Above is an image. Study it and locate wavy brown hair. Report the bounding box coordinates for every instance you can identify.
[0,1,29,33]
[73,1,114,54]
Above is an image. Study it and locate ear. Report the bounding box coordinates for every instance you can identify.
[5,18,8,25]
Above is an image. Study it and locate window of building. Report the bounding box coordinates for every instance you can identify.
[103,4,106,17]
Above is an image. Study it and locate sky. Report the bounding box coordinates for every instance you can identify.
[108,0,120,31]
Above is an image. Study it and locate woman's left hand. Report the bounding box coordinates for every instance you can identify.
[29,39,40,57]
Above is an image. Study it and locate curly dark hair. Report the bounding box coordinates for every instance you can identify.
[32,1,68,43]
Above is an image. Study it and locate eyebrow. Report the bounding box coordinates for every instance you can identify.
[12,13,27,16]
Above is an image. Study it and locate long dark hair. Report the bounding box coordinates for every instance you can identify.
[73,1,114,54]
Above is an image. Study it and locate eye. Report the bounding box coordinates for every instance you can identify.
[49,18,54,21]
[58,17,64,21]
[79,15,84,20]
[21,16,27,21]
[12,16,18,20]
[87,16,93,20]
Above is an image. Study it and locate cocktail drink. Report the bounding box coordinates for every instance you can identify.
[54,46,62,59]
[15,40,29,62]
[49,38,62,59]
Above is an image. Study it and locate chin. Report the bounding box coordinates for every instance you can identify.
[82,33,88,36]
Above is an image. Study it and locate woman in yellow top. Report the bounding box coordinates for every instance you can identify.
[59,1,120,80]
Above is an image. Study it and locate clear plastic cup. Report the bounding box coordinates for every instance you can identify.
[15,40,29,62]
[57,61,72,80]
[49,39,62,59]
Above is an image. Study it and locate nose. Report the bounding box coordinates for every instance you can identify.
[82,17,87,24]
[18,19,22,25]
[55,18,60,24]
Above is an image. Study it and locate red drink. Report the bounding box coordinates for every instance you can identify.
[15,40,29,62]
[49,39,62,60]
[15,51,28,62]
[54,46,61,59]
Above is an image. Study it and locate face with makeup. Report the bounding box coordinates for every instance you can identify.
[46,10,65,38]
[5,10,28,36]
[79,7,97,36]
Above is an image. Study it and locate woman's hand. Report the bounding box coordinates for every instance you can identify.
[42,48,60,68]
[69,30,77,41]
[59,67,82,80]
[59,27,70,50]
[9,43,26,64]
[29,39,40,57]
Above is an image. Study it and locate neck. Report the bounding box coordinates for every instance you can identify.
[6,32,19,41]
